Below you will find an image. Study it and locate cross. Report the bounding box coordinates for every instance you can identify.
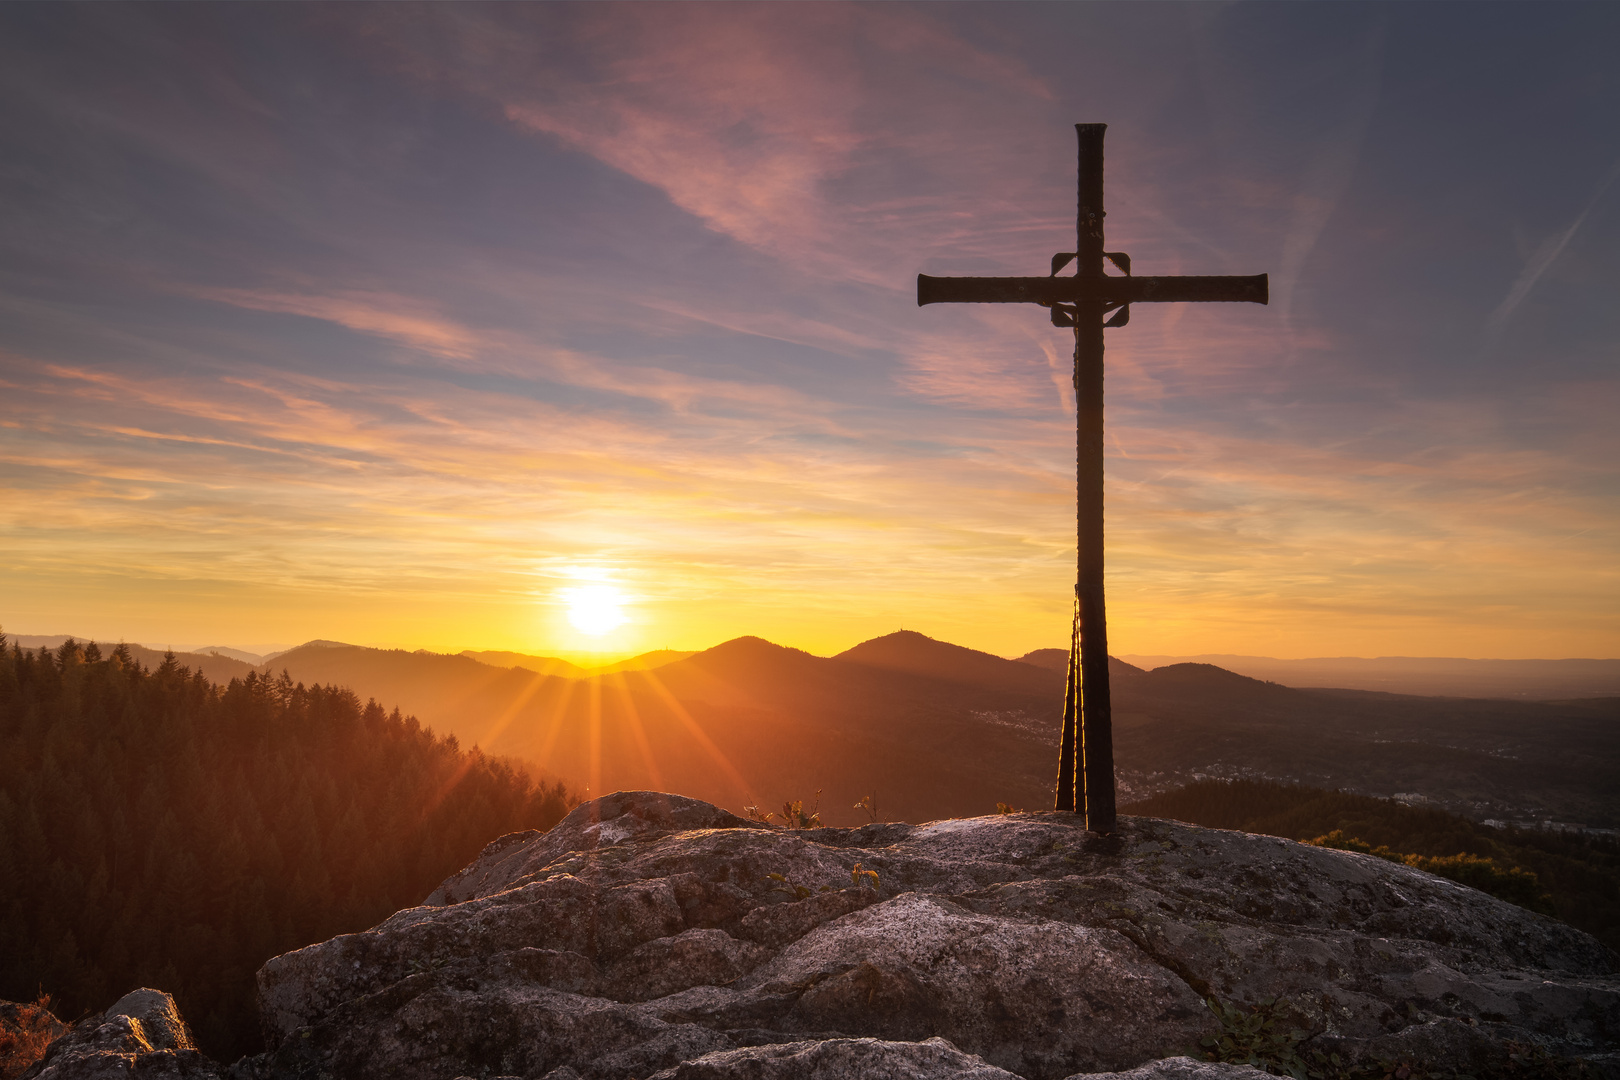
[917,124,1268,834]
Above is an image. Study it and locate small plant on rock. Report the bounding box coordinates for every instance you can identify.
[766,872,834,900]
[780,791,823,829]
[850,862,879,890]
[744,791,824,829]
[765,872,819,900]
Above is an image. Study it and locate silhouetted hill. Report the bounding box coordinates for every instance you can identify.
[9,636,256,683]
[1018,648,1146,682]
[1130,662,1293,706]
[683,635,820,681]
[256,644,567,776]
[837,630,1058,695]
[192,645,273,665]
[250,635,1068,824]
[1117,653,1620,699]
[597,649,696,673]
[442,649,699,680]
[241,633,1620,830]
[459,650,590,679]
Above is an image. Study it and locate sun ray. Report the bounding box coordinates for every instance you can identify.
[415,743,482,829]
[607,669,666,793]
[463,667,556,760]
[528,675,581,790]
[638,667,761,811]
[587,674,603,810]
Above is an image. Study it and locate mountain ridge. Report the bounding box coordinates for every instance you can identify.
[1118,653,1620,699]
[12,631,1617,698]
[200,631,1619,829]
[10,630,1618,827]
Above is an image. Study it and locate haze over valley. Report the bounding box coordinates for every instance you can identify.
[15,629,1618,832]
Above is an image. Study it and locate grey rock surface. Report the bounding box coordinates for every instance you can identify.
[246,791,1618,1080]
[645,1035,1024,1079]
[20,988,223,1079]
[641,1038,1265,1079]
[1071,1060,1265,1080]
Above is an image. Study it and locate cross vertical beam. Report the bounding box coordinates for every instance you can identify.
[915,123,1266,835]
[1068,123,1114,831]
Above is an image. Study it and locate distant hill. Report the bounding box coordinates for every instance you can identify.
[192,645,275,665]
[256,642,551,742]
[458,648,694,679]
[597,649,697,674]
[1016,648,1145,682]
[837,630,1058,694]
[240,631,1619,830]
[251,633,1070,825]
[1116,653,1620,699]
[460,650,590,679]
[8,635,256,684]
[1131,662,1292,704]
[20,631,1615,828]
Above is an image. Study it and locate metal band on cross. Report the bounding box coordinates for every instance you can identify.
[918,123,1268,834]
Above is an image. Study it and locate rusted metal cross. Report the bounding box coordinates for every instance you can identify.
[917,124,1268,834]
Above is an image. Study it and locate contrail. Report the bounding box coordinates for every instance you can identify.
[1486,157,1620,337]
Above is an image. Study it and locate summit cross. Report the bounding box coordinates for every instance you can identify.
[917,123,1268,834]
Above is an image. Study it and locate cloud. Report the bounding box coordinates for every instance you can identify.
[192,288,480,358]
[4,5,1617,659]
[357,4,1061,287]
[1485,157,1620,340]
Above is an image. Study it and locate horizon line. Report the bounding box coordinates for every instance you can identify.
[8,628,1618,667]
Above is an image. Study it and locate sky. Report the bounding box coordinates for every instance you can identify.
[2,3,1617,662]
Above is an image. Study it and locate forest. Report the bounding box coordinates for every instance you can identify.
[1124,778,1620,952]
[0,634,576,1060]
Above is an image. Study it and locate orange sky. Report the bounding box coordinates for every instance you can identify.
[2,5,1617,662]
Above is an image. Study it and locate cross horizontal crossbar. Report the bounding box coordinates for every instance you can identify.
[916,273,1268,307]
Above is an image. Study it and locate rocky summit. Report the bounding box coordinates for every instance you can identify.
[26,792,1620,1079]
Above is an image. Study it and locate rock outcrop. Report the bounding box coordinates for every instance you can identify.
[19,989,217,1079]
[21,793,1617,1078]
[241,791,1619,1080]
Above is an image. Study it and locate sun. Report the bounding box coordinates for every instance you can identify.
[564,583,627,637]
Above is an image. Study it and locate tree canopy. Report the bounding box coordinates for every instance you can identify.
[0,633,575,1060]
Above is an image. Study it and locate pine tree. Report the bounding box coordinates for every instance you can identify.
[0,649,577,1060]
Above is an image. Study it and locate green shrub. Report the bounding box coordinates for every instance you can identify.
[1308,832,1554,914]
[1405,853,1552,913]
[1124,780,1614,945]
